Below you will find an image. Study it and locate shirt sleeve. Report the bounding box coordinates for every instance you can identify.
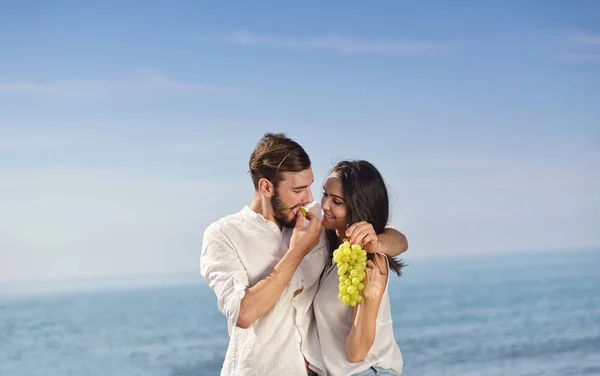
[200,224,249,330]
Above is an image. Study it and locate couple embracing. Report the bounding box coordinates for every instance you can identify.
[201,133,408,376]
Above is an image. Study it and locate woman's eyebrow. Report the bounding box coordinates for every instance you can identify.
[323,187,344,200]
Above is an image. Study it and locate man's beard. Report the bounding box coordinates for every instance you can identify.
[271,189,298,229]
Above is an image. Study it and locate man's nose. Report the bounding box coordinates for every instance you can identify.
[305,189,313,204]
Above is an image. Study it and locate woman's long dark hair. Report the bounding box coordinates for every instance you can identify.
[325,160,405,276]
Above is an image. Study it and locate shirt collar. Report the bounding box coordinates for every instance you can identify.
[240,205,283,233]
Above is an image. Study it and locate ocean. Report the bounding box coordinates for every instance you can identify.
[1,249,599,376]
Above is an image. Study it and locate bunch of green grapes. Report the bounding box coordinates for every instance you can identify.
[333,240,367,306]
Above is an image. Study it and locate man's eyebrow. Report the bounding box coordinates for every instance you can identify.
[292,179,314,190]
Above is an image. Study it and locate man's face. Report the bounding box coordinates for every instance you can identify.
[271,168,314,228]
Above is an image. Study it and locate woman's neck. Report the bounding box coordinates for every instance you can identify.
[335,229,346,245]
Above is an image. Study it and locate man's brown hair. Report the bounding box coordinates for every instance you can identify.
[249,132,311,189]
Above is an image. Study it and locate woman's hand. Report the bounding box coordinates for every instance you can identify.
[363,253,388,302]
[345,221,378,253]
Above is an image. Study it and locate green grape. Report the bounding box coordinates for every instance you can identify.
[342,294,351,305]
[339,264,349,275]
[335,241,368,306]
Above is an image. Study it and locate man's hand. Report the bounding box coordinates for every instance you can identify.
[289,211,323,256]
[345,221,378,253]
[234,211,323,329]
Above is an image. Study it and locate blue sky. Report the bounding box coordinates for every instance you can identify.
[0,1,599,282]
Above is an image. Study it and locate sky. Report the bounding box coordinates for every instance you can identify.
[0,1,599,283]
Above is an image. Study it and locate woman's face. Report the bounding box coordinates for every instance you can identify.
[320,172,349,231]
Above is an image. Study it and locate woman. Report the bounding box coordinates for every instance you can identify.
[310,160,405,376]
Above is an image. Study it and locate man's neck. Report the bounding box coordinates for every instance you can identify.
[248,193,282,230]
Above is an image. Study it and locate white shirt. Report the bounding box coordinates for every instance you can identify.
[200,204,329,376]
[312,255,404,376]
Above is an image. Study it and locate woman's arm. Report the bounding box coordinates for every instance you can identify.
[345,253,389,363]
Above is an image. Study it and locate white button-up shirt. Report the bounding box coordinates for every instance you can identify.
[200,204,329,376]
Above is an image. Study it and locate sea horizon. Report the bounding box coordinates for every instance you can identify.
[1,246,597,299]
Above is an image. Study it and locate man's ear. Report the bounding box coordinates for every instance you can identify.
[257,178,275,198]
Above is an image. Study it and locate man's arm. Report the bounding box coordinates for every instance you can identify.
[200,213,322,329]
[236,247,305,328]
[200,226,249,330]
[377,227,408,257]
[238,213,323,327]
[345,222,408,257]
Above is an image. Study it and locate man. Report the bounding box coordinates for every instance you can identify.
[200,133,408,375]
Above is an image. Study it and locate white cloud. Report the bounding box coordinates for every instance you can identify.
[216,29,448,56]
[0,70,222,97]
[412,157,497,168]
[561,52,600,63]
[569,30,600,46]
[0,128,242,155]
[160,139,244,153]
[0,135,77,149]
[561,29,600,63]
